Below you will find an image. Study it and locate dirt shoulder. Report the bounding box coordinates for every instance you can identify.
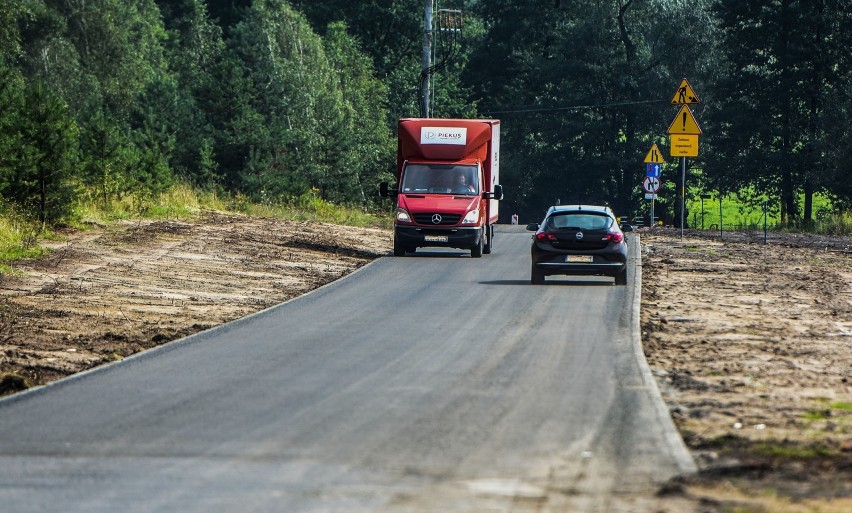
[0,212,391,390]
[640,227,851,512]
[1,215,850,511]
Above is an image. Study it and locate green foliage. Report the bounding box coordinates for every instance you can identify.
[0,0,27,66]
[0,200,49,262]
[69,181,389,230]
[40,0,170,120]
[159,0,226,186]
[322,22,394,204]
[466,0,702,220]
[224,0,337,200]
[0,0,850,233]
[78,108,136,206]
[704,0,852,225]
[687,191,848,234]
[0,79,78,223]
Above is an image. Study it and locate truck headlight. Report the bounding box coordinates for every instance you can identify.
[396,208,412,223]
[461,209,480,225]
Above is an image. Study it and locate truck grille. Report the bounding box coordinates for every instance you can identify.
[412,213,462,225]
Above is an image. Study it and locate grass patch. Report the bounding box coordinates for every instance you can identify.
[747,441,837,459]
[4,183,391,265]
[803,410,829,421]
[802,399,852,422]
[0,204,51,263]
[73,182,217,224]
[73,183,390,229]
[0,263,21,275]
[219,188,391,229]
[832,401,852,411]
[687,190,850,234]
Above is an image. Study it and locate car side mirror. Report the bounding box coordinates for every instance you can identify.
[621,222,634,232]
[526,223,539,231]
[379,181,397,198]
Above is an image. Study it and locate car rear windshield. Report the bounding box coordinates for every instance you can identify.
[547,213,613,231]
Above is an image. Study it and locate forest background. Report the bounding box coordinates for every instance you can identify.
[1,0,851,231]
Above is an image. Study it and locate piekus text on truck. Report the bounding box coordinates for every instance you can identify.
[380,118,504,258]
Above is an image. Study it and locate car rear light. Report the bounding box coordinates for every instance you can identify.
[604,231,624,243]
[536,232,557,242]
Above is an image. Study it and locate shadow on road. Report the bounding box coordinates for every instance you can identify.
[479,279,615,287]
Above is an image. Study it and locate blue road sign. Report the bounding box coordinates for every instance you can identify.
[646,163,662,178]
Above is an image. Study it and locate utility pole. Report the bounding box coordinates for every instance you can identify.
[421,1,433,118]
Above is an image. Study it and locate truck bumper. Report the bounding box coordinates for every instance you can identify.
[395,225,482,250]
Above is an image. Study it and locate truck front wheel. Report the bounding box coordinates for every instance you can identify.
[393,239,407,256]
[470,233,484,258]
[483,224,493,254]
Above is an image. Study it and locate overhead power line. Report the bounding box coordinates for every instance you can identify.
[484,99,669,116]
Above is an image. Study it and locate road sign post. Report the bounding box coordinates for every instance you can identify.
[651,196,655,226]
[667,81,702,237]
[681,158,686,235]
[642,144,665,226]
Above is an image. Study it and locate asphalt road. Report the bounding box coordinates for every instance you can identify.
[0,226,694,513]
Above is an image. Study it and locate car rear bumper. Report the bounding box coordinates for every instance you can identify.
[532,249,627,276]
[534,261,626,276]
[395,225,482,249]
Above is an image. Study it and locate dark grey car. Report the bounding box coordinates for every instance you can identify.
[526,205,628,285]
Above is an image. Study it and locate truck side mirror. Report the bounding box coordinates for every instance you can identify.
[379,181,397,198]
[484,184,504,200]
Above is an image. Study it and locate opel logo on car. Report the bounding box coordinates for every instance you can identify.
[575,232,584,240]
[432,214,442,224]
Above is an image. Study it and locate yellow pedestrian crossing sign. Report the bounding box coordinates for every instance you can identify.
[671,78,700,104]
[667,105,702,135]
[643,143,665,164]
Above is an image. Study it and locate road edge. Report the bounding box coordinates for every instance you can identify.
[0,255,388,406]
[630,233,697,474]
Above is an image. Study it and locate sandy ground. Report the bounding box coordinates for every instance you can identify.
[1,213,850,512]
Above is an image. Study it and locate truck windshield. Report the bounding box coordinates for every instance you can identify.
[400,164,479,195]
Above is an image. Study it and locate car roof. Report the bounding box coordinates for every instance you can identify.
[546,205,614,216]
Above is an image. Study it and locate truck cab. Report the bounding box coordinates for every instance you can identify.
[380,119,503,258]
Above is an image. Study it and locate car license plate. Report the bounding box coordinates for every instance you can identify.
[424,235,448,242]
[566,255,593,263]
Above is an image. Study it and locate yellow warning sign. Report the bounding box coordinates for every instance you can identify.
[643,143,665,164]
[670,135,699,157]
[667,105,702,135]
[671,78,700,104]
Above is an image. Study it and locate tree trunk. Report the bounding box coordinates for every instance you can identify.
[804,181,814,228]
[39,177,47,224]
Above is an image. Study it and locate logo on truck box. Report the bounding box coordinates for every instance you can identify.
[421,127,467,146]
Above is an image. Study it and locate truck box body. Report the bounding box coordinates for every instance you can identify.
[388,118,501,257]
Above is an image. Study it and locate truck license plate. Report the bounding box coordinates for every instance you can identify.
[566,255,593,263]
[424,235,448,242]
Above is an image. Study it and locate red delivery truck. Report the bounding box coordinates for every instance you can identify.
[380,118,504,258]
